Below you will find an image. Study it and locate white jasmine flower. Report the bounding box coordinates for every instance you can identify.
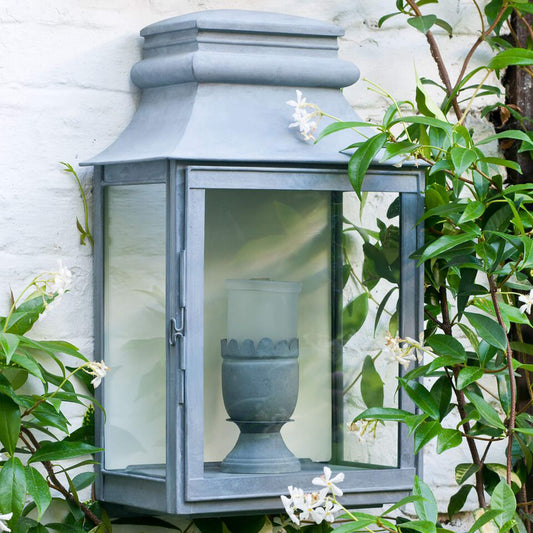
[312,466,345,497]
[323,498,342,522]
[385,332,432,368]
[298,492,327,524]
[49,261,72,296]
[0,513,12,532]
[84,360,110,388]
[287,90,321,141]
[519,290,533,315]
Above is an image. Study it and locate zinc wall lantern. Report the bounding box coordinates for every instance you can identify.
[82,10,424,516]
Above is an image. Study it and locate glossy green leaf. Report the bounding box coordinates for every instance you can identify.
[407,14,437,34]
[315,121,378,142]
[352,407,412,422]
[0,333,20,364]
[0,393,20,455]
[378,12,401,27]
[434,18,453,35]
[455,463,479,484]
[457,367,484,389]
[448,484,474,519]
[29,441,103,464]
[425,334,466,361]
[413,475,438,523]
[430,376,453,421]
[25,466,51,520]
[437,428,462,454]
[343,293,368,344]
[464,390,505,429]
[0,456,27,520]
[488,48,533,69]
[398,520,437,533]
[414,421,441,453]
[465,313,507,351]
[374,287,397,334]
[360,355,384,409]
[348,133,388,199]
[71,472,97,492]
[459,201,485,223]
[419,233,478,264]
[402,380,441,420]
[490,480,516,528]
[479,156,521,173]
[468,509,502,533]
[382,495,425,516]
[450,147,478,176]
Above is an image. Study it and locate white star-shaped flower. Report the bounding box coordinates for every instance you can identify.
[312,466,345,497]
[0,513,13,533]
[84,360,110,388]
[519,290,533,315]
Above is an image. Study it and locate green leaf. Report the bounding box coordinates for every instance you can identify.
[459,201,485,223]
[401,380,441,420]
[0,456,27,519]
[378,12,401,27]
[464,390,505,430]
[450,147,478,177]
[468,509,502,533]
[29,441,103,464]
[0,333,20,364]
[348,133,388,199]
[413,476,438,523]
[488,48,533,69]
[0,393,20,455]
[414,421,441,453]
[457,367,484,389]
[374,287,397,333]
[437,428,462,454]
[490,480,516,528]
[71,472,97,492]
[479,156,521,173]
[343,293,369,344]
[315,121,378,142]
[398,520,437,533]
[407,14,437,34]
[448,484,474,519]
[465,313,507,351]
[352,407,412,422]
[382,495,426,516]
[455,463,480,484]
[430,376,453,421]
[434,18,453,36]
[425,334,466,361]
[25,466,51,520]
[419,233,478,264]
[360,355,384,409]
[477,129,533,146]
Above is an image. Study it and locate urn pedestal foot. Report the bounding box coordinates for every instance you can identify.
[221,421,301,474]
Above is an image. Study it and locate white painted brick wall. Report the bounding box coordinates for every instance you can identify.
[0,1,497,529]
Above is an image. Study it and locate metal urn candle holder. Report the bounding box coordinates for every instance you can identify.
[221,279,302,474]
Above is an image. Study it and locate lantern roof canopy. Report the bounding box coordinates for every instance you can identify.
[83,10,375,167]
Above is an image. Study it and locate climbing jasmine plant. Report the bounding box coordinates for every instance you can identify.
[281,0,533,532]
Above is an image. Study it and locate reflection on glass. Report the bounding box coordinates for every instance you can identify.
[341,191,400,467]
[204,189,332,464]
[104,184,166,471]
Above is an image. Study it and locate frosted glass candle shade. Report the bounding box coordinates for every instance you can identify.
[226,279,301,343]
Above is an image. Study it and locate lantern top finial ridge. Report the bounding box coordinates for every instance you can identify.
[140,9,344,38]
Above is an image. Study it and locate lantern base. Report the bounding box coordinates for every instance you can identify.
[221,420,301,474]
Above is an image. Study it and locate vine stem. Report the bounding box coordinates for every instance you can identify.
[404,0,462,119]
[488,275,516,485]
[22,428,105,531]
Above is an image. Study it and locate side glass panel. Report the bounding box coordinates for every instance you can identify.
[103,184,166,473]
[203,189,332,466]
[340,191,400,467]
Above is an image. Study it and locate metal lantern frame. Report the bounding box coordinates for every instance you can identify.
[85,10,425,517]
[92,162,424,515]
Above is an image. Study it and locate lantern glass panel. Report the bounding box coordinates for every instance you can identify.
[103,184,166,472]
[203,189,332,465]
[340,191,400,467]
[201,185,401,473]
